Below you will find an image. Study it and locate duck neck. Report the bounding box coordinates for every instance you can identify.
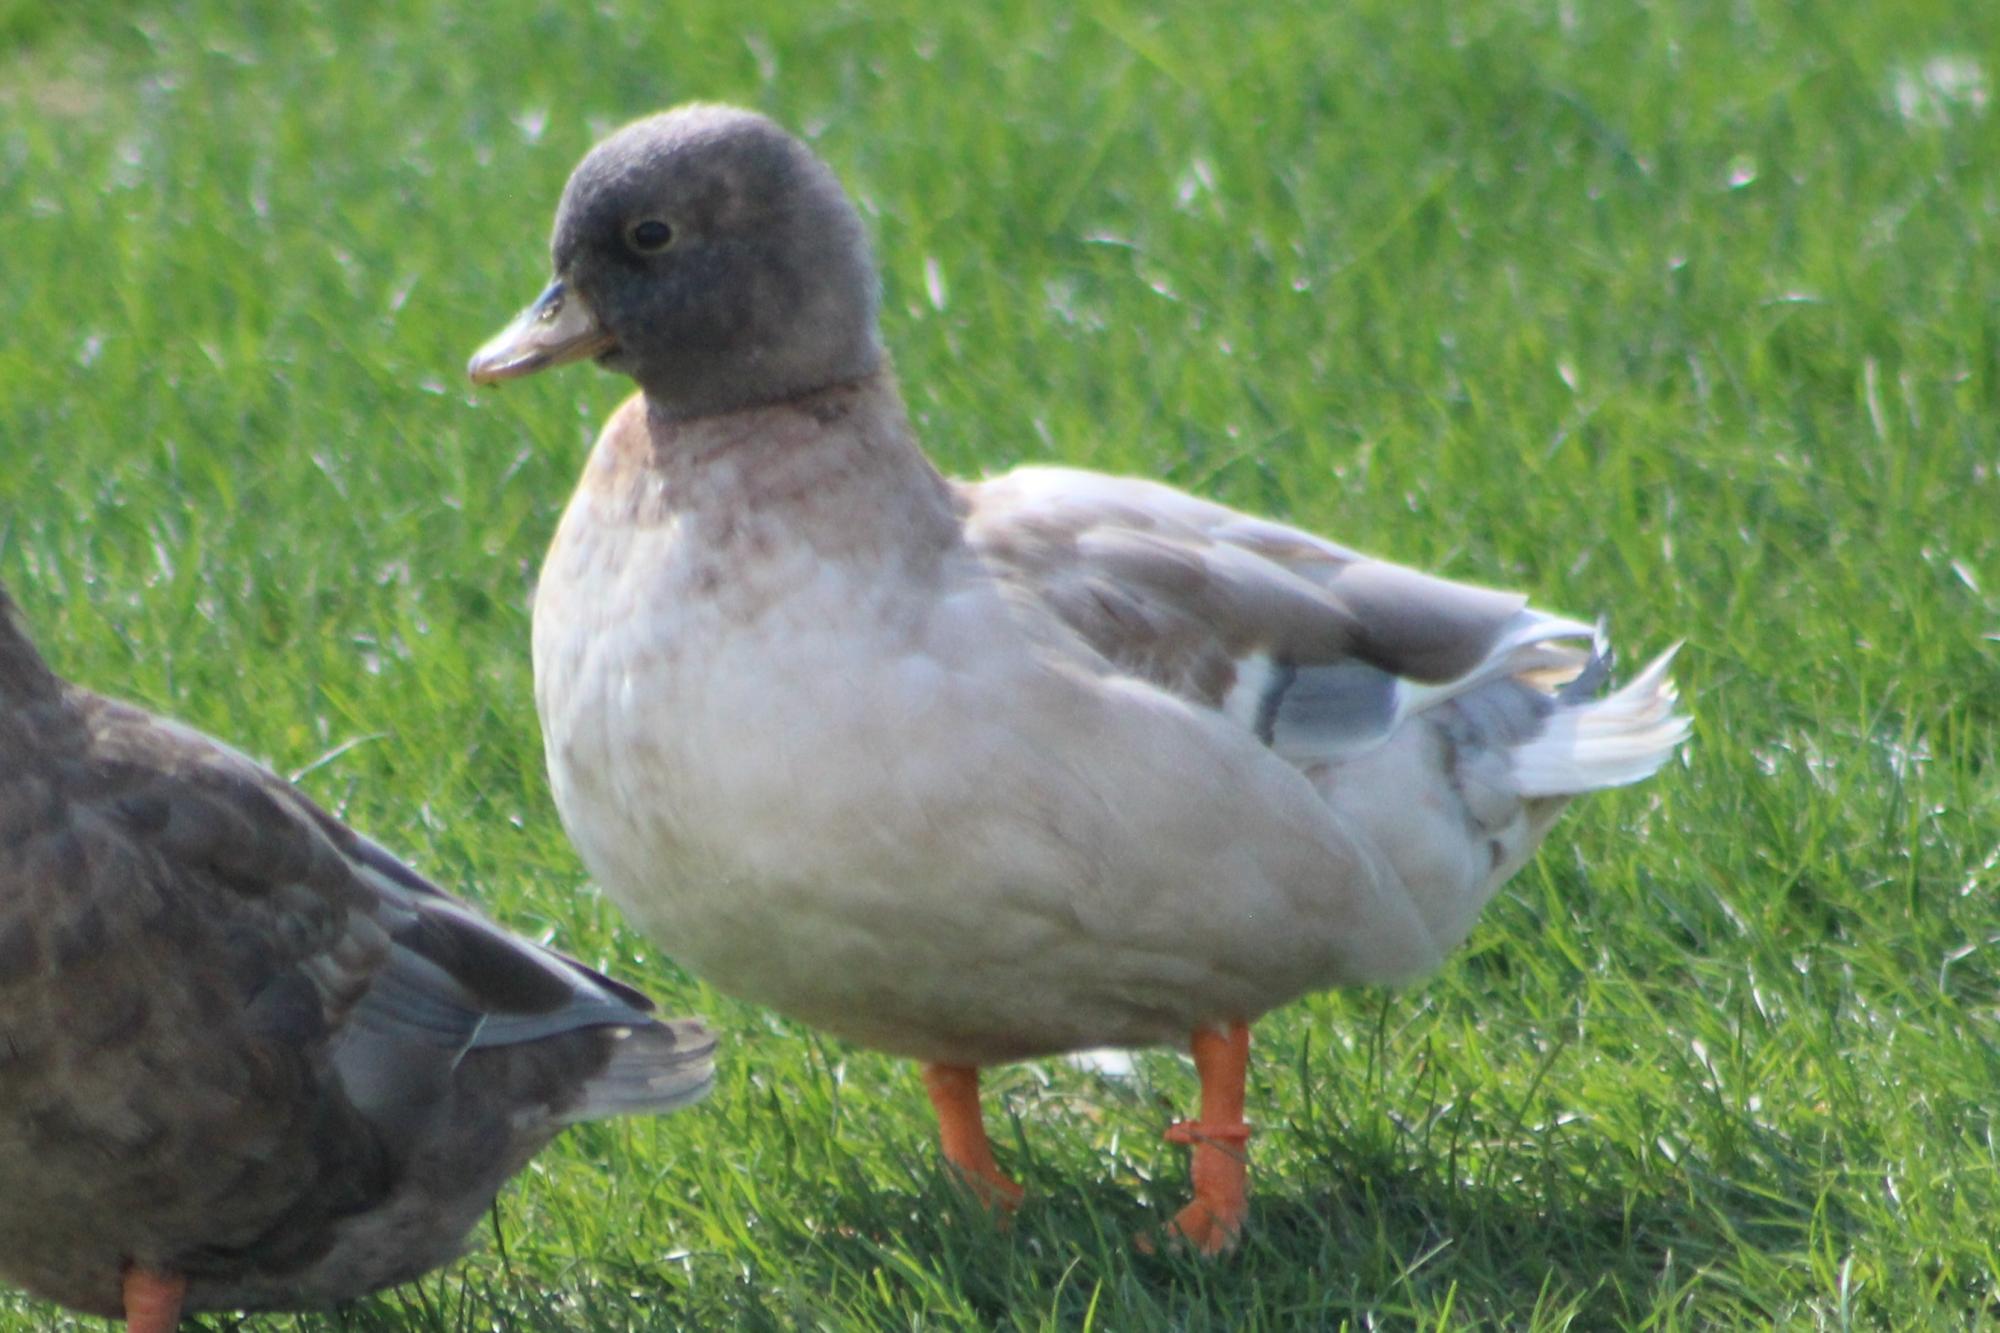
[626,369,962,567]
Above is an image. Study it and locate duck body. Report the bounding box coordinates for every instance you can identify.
[532,382,1665,1068]
[0,589,715,1325]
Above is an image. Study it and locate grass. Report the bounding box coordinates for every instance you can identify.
[1,0,1996,1325]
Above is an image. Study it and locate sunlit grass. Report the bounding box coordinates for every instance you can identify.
[2,0,1997,1325]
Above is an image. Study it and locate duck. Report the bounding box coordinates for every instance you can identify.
[0,582,716,1330]
[467,103,1687,1254]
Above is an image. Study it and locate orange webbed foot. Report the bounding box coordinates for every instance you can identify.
[1165,1194,1247,1255]
[953,1158,1027,1212]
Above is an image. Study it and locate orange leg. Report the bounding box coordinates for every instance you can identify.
[921,1063,1024,1210]
[122,1267,187,1333]
[1161,1021,1254,1255]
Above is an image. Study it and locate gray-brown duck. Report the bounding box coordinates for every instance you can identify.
[0,584,715,1329]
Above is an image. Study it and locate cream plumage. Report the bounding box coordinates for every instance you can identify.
[470,103,1686,1251]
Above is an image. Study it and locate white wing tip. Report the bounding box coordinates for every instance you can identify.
[1512,639,1690,797]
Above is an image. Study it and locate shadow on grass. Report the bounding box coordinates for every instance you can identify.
[179,1113,1834,1330]
[768,1127,1825,1328]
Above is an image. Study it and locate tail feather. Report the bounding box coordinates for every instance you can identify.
[1511,644,1688,797]
[561,1017,718,1124]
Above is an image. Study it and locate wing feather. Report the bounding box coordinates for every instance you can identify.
[963,466,1602,764]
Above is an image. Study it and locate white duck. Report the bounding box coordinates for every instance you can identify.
[469,103,1686,1253]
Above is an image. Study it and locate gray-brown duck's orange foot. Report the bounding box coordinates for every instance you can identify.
[122,1267,187,1333]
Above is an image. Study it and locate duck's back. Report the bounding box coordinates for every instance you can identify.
[1,709,380,1310]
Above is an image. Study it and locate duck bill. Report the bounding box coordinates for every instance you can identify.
[466,279,614,385]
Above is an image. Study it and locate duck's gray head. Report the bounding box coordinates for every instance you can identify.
[469,104,882,419]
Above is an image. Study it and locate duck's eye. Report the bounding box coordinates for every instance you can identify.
[626,219,675,254]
